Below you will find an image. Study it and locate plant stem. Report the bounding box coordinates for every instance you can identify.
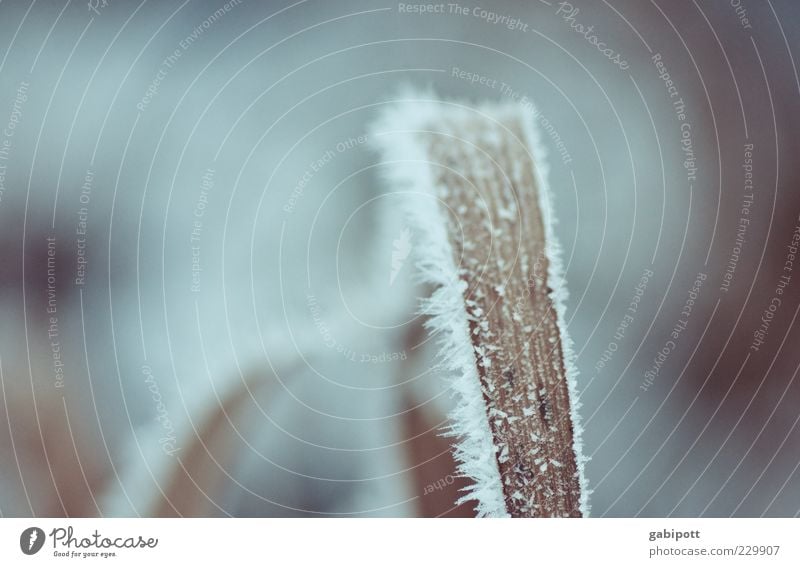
[413,106,584,517]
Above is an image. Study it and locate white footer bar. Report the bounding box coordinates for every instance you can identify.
[1,518,797,566]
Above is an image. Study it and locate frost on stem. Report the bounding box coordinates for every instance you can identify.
[370,92,588,517]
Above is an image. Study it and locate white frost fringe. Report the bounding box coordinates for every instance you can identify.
[369,89,588,517]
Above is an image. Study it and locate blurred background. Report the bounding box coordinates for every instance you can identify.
[0,0,798,517]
